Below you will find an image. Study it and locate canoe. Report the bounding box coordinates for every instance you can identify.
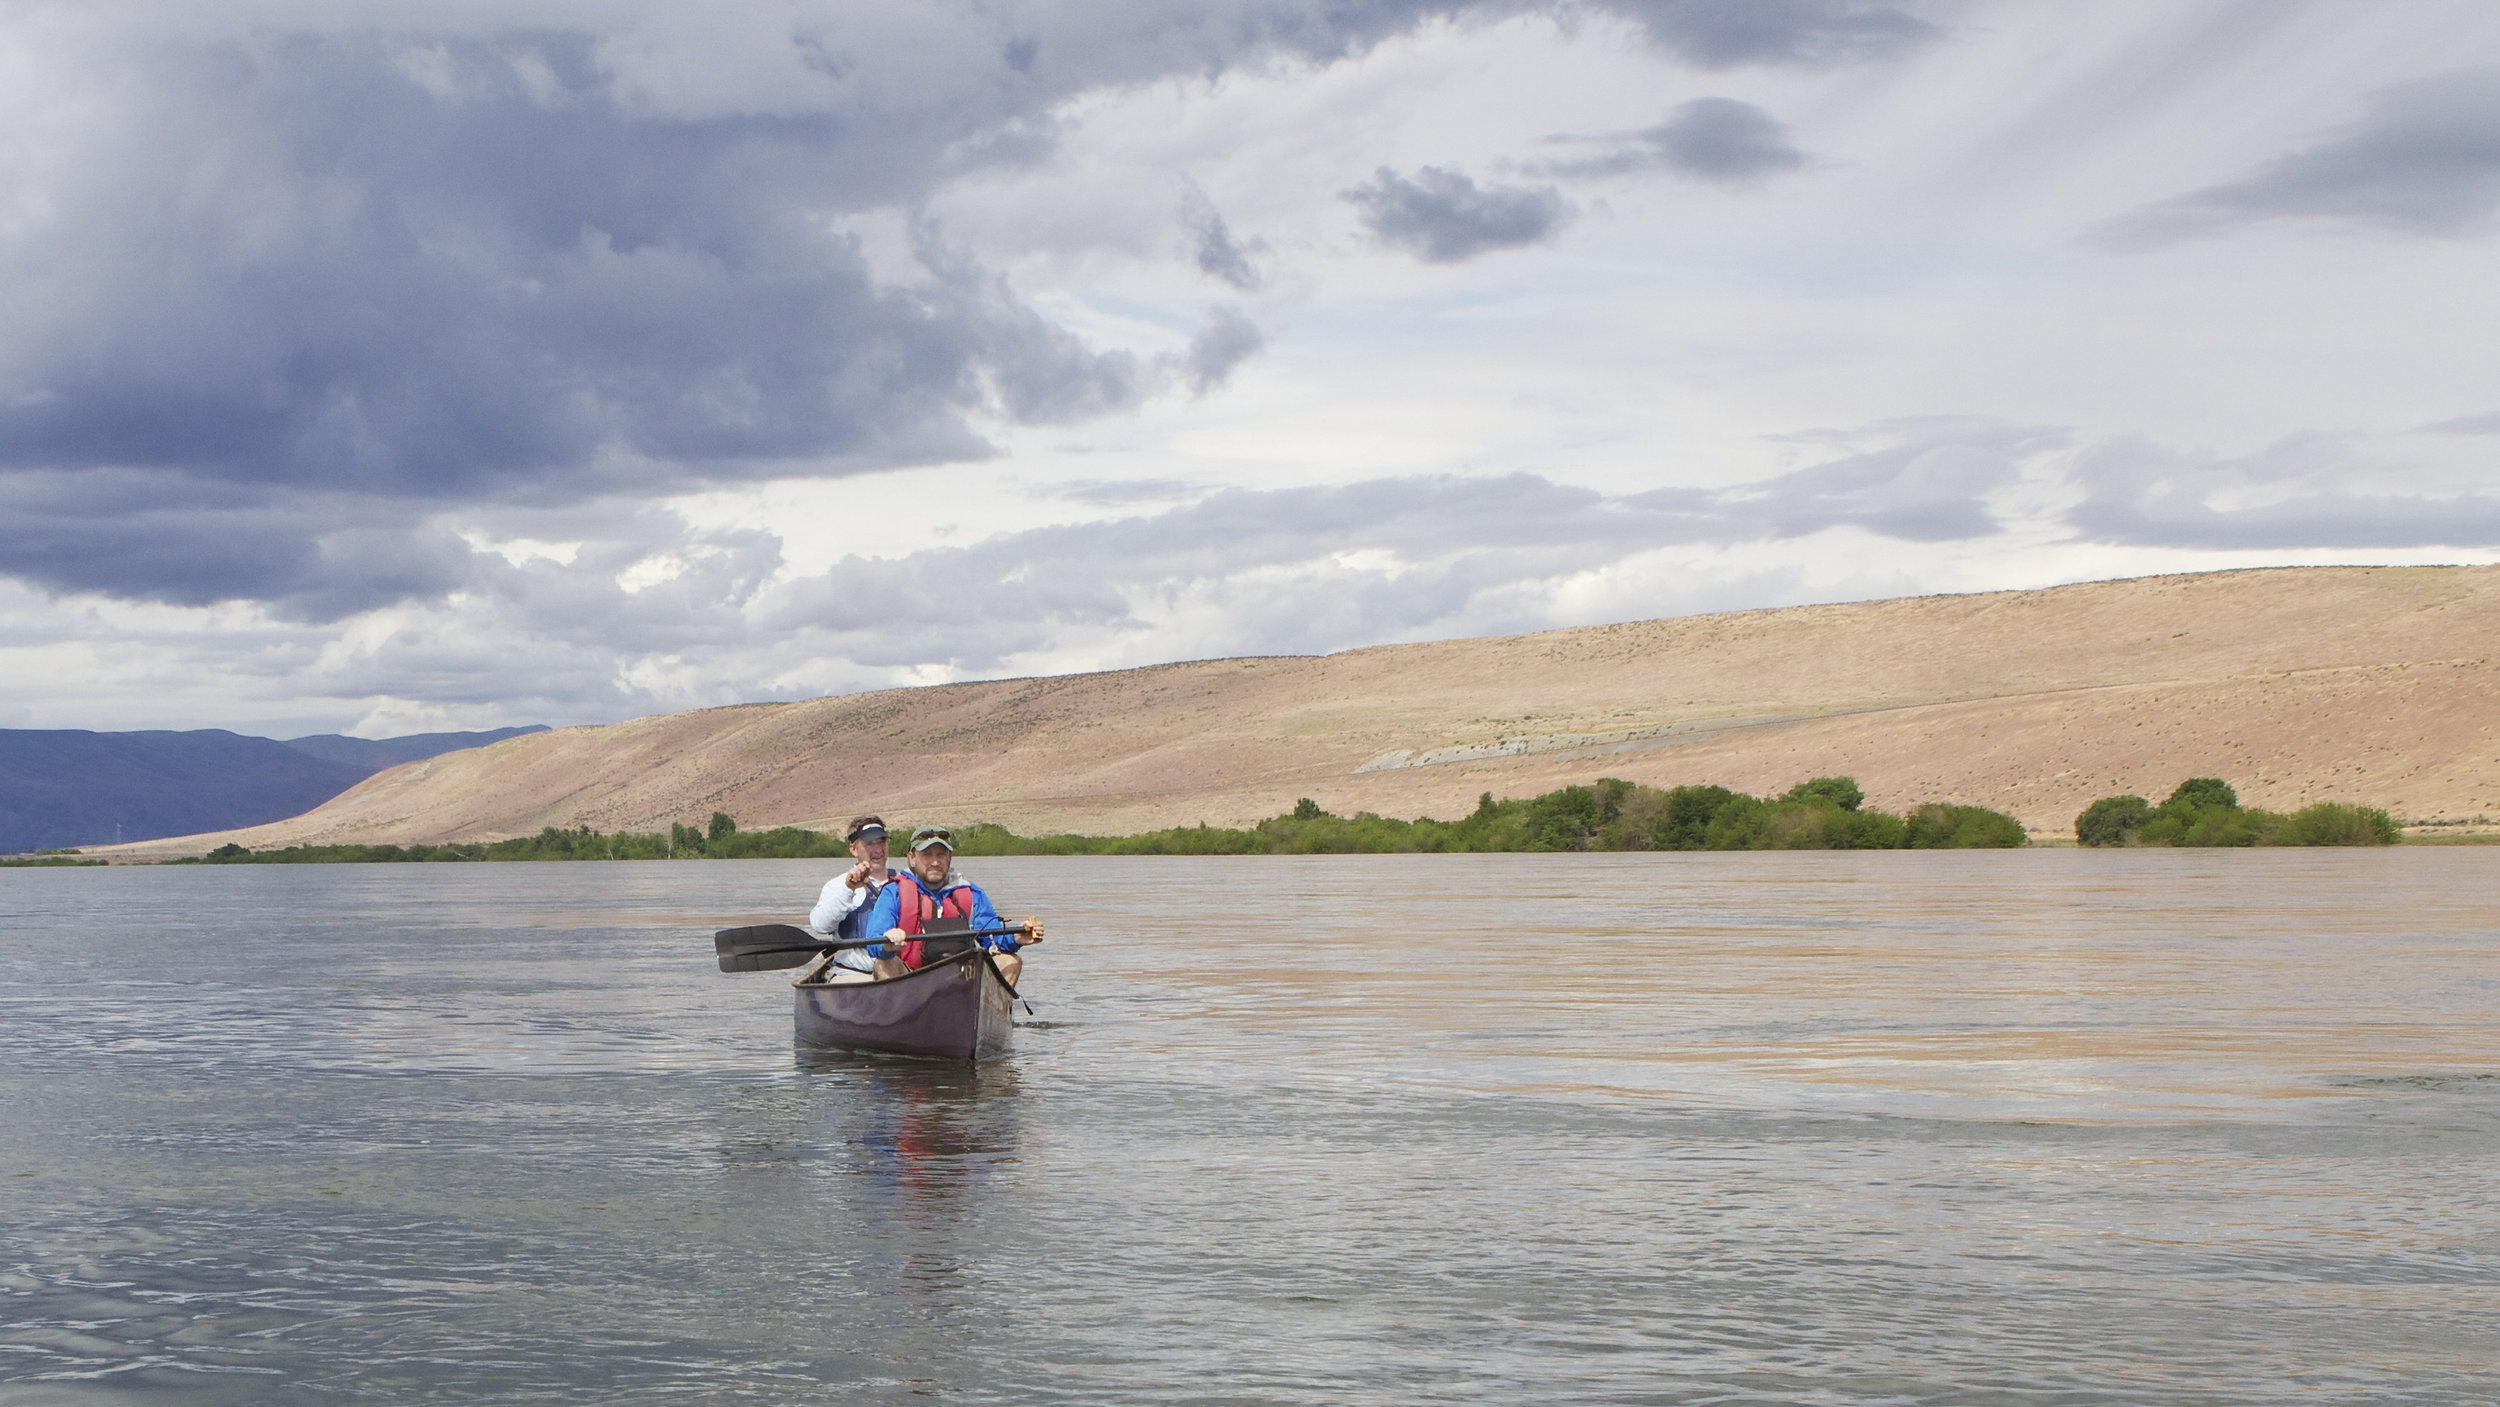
[791,947,1015,1062]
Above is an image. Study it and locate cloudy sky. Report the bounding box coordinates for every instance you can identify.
[4,0,2498,735]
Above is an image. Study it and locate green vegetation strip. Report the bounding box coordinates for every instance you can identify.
[174,777,2029,864]
[2073,778,2397,847]
[956,777,2027,854]
[133,773,2403,866]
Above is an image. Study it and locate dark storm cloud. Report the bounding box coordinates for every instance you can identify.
[2098,68,2500,248]
[1345,167,1572,262]
[0,4,1488,616]
[1591,0,1937,69]
[0,38,1042,494]
[0,471,477,619]
[1534,97,1807,181]
[2064,435,2500,549]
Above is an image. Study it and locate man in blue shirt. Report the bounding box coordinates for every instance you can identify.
[861,826,1044,982]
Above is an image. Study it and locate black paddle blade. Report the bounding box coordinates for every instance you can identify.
[715,924,829,974]
[715,923,817,957]
[718,944,825,974]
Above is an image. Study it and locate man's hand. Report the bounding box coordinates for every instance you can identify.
[883,927,907,943]
[1021,918,1045,944]
[845,860,873,888]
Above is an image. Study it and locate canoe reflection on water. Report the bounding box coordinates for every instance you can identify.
[799,1051,1019,1170]
[787,1050,1024,1309]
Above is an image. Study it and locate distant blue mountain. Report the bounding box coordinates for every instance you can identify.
[0,726,546,853]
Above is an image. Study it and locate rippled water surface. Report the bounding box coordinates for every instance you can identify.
[3,851,2497,1404]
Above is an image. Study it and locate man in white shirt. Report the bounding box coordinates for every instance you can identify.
[806,815,892,972]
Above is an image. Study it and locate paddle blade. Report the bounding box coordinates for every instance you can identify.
[718,945,824,974]
[715,923,817,957]
[714,924,829,974]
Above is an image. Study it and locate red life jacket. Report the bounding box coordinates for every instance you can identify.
[889,871,974,971]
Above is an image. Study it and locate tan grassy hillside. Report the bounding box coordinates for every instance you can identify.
[111,566,2500,855]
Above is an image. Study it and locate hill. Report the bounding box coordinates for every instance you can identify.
[99,567,2500,856]
[0,726,544,853]
[275,728,550,774]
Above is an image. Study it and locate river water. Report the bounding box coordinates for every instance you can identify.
[2,851,2495,1404]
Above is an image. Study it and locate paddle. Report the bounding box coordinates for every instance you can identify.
[713,922,1034,973]
[974,945,1036,1015]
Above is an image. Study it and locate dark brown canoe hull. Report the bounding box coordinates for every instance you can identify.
[791,949,1014,1061]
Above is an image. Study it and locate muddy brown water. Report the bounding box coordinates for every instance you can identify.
[3,851,2495,1403]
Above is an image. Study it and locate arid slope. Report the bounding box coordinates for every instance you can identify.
[112,566,2500,855]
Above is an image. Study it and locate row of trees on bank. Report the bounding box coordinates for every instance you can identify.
[185,777,2030,863]
[2073,779,2398,846]
[170,776,2408,863]
[949,777,2027,855]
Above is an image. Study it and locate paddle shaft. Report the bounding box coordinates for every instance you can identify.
[795,923,1031,952]
[716,923,1035,970]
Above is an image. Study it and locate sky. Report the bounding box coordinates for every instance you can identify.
[3,0,2498,736]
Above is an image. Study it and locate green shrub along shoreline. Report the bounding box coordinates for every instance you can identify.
[954,777,2027,854]
[2074,778,2398,847]
[176,776,2029,864]
[145,772,2403,865]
